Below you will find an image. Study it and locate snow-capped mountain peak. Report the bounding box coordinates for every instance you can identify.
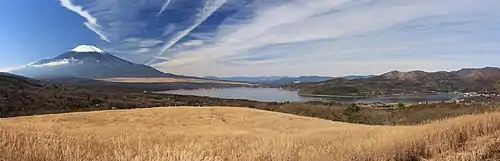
[11,45,177,79]
[71,45,106,54]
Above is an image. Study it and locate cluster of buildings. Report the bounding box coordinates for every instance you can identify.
[462,92,499,97]
[415,92,500,105]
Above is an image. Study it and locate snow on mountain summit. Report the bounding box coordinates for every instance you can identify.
[71,45,106,53]
[11,44,179,79]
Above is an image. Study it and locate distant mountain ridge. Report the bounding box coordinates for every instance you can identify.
[296,67,500,96]
[381,67,500,82]
[12,45,179,79]
[206,75,371,84]
[204,76,287,83]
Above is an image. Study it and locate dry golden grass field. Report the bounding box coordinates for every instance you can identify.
[97,77,254,85]
[1,106,500,161]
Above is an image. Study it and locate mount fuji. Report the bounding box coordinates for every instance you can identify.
[12,45,179,79]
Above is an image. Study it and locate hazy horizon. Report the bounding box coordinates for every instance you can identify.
[1,0,499,77]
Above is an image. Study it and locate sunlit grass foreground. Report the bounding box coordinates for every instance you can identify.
[1,106,499,161]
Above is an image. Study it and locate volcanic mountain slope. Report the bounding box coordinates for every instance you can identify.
[0,72,45,91]
[12,45,179,79]
[296,67,500,96]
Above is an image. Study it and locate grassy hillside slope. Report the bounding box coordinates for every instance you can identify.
[1,107,500,161]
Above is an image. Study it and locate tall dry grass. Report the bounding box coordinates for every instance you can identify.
[1,106,499,161]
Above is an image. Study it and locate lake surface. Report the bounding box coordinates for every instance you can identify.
[160,87,461,103]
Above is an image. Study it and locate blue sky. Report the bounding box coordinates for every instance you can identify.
[1,0,500,76]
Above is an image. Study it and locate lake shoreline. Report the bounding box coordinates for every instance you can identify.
[298,92,461,99]
[298,93,368,98]
[159,87,462,103]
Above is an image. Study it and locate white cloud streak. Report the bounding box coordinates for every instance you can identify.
[150,0,228,64]
[31,59,71,68]
[177,40,204,47]
[157,0,173,17]
[59,0,111,42]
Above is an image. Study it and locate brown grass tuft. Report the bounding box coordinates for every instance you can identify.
[1,107,499,161]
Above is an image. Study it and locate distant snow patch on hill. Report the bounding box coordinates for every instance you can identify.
[31,59,72,68]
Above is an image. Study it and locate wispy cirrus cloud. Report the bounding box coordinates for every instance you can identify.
[59,0,232,64]
[59,0,500,76]
[151,0,228,64]
[177,40,204,48]
[157,0,173,17]
[153,0,500,76]
[59,0,111,42]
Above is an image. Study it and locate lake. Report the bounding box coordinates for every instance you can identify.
[159,87,462,103]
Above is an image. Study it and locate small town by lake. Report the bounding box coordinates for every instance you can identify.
[159,87,462,103]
